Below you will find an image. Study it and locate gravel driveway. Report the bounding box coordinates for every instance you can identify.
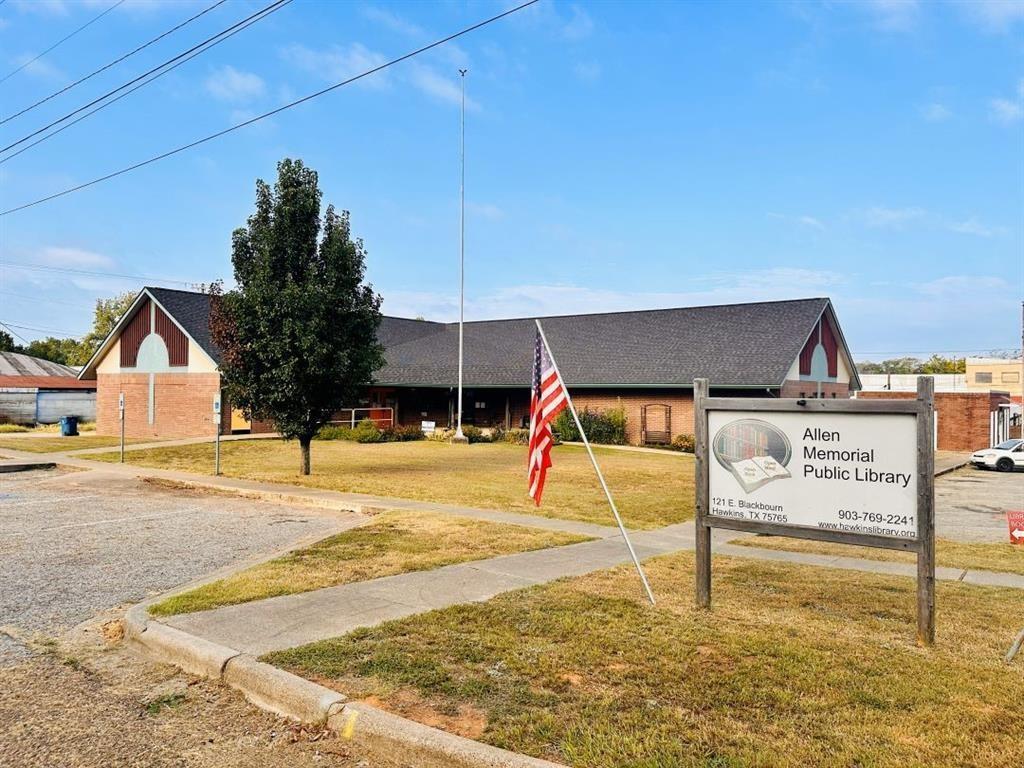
[936,466,1024,542]
[0,467,349,663]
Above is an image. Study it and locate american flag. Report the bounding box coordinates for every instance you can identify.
[528,329,567,505]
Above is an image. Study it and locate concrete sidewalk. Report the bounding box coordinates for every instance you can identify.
[160,520,1024,656]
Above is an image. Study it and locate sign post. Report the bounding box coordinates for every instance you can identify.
[694,376,935,645]
[213,393,222,476]
[118,392,125,464]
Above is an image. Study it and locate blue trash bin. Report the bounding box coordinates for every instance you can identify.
[59,416,79,437]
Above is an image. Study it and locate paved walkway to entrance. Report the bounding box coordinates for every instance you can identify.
[162,517,1024,656]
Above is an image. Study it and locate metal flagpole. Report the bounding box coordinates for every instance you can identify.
[453,68,468,442]
[535,319,656,605]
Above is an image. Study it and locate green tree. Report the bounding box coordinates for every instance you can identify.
[71,292,137,365]
[918,355,966,374]
[211,159,384,475]
[24,336,82,366]
[0,329,15,352]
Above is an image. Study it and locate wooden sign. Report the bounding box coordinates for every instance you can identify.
[694,376,936,645]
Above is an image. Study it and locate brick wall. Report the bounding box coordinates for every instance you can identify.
[96,372,223,439]
[568,389,695,445]
[780,380,851,399]
[857,390,1005,451]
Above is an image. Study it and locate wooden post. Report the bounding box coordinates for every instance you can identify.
[694,378,711,609]
[916,375,936,646]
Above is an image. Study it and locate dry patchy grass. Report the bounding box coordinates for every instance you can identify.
[0,435,139,453]
[150,511,590,617]
[268,553,1024,768]
[734,535,1024,575]
[91,440,693,529]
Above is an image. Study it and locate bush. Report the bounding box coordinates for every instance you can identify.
[0,423,30,433]
[353,418,383,443]
[461,425,491,443]
[552,403,627,445]
[315,424,356,441]
[494,427,529,445]
[671,433,695,453]
[380,424,424,442]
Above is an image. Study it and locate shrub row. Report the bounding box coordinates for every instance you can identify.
[551,404,628,445]
[315,419,424,443]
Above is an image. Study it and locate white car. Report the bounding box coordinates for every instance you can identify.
[971,439,1024,472]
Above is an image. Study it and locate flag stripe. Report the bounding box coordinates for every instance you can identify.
[527,329,567,506]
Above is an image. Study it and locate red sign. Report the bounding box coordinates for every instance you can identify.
[1008,511,1024,546]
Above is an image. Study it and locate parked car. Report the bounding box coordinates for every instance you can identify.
[971,439,1024,472]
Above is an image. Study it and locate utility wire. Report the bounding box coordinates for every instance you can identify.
[0,0,540,217]
[0,321,31,345]
[1,0,228,125]
[0,320,83,337]
[0,0,125,86]
[1,1,286,164]
[1,0,289,156]
[0,261,194,286]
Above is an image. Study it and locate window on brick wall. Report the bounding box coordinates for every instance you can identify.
[975,372,993,384]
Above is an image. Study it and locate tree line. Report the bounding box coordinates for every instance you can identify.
[855,355,965,375]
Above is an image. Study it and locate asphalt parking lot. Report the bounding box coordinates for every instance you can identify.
[936,466,1023,542]
[0,467,346,664]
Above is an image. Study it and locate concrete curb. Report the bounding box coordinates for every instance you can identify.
[935,459,970,477]
[333,701,568,768]
[125,606,566,765]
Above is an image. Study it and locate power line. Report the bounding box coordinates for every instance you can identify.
[0,289,97,310]
[1,1,287,164]
[0,321,31,346]
[0,0,541,217]
[0,320,84,337]
[0,261,194,286]
[0,0,290,156]
[0,1,125,86]
[1,0,228,125]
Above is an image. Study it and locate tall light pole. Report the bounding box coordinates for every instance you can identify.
[454,68,468,442]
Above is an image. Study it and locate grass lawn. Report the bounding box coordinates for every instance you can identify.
[267,553,1024,768]
[90,440,693,529]
[733,535,1024,575]
[150,510,591,617]
[0,435,142,453]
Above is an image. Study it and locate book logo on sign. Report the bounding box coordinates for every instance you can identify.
[713,418,792,493]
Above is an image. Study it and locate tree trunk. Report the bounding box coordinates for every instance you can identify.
[299,436,311,475]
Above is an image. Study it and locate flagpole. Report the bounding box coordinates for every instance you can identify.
[535,319,656,605]
[453,68,468,442]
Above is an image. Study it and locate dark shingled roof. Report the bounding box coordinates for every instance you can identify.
[134,290,839,390]
[147,287,221,364]
[375,298,832,389]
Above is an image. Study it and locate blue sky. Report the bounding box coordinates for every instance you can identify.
[0,0,1020,361]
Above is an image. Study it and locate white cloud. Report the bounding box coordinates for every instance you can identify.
[915,275,1010,297]
[990,96,1023,123]
[205,65,265,102]
[37,247,115,269]
[768,212,826,230]
[856,0,920,31]
[381,268,846,322]
[920,102,951,122]
[466,202,505,220]
[281,42,390,89]
[573,60,601,82]
[954,0,1024,32]
[861,206,927,229]
[562,4,594,39]
[362,6,423,38]
[408,64,479,109]
[8,52,63,81]
[946,217,1006,238]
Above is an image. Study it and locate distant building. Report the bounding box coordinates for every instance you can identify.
[78,288,862,443]
[966,357,1022,399]
[0,351,96,425]
[859,373,968,393]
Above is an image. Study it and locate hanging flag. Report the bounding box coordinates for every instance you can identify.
[528,329,567,505]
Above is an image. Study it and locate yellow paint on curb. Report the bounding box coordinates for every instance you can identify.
[341,710,359,739]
